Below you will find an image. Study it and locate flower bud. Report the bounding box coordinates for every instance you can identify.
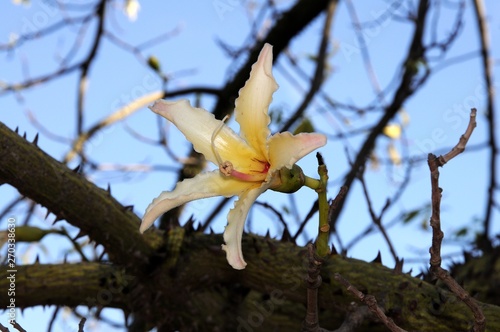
[270,164,305,193]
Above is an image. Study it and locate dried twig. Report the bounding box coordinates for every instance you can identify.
[345,0,386,105]
[280,0,337,132]
[302,243,325,332]
[358,172,398,262]
[10,321,26,332]
[77,0,107,139]
[428,108,485,332]
[78,318,87,332]
[0,322,8,332]
[435,109,477,166]
[334,273,407,332]
[328,0,433,229]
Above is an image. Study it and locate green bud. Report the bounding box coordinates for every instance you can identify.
[147,56,162,72]
[270,164,305,193]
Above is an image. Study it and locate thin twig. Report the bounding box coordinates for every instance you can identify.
[328,0,432,230]
[428,108,485,332]
[10,321,26,332]
[292,200,319,242]
[436,108,477,165]
[281,0,337,131]
[472,0,497,250]
[358,172,398,262]
[78,318,87,332]
[254,201,288,229]
[334,273,407,332]
[77,0,107,141]
[345,0,386,106]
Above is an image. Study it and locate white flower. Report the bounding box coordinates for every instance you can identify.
[141,44,326,269]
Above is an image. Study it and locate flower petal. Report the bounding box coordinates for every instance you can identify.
[140,171,255,233]
[267,132,327,172]
[234,43,278,158]
[222,184,270,269]
[150,99,262,172]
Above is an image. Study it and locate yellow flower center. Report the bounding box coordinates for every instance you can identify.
[212,116,270,182]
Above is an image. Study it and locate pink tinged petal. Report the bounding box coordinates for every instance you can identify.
[235,43,278,158]
[267,132,327,172]
[150,100,261,172]
[140,171,255,233]
[222,184,270,269]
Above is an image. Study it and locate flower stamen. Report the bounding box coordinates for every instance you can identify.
[211,115,270,182]
[211,115,230,165]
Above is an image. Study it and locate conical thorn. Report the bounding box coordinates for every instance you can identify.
[123,205,134,212]
[52,215,64,225]
[73,230,86,240]
[372,251,383,264]
[280,228,291,242]
[32,133,39,145]
[330,244,338,256]
[394,258,404,274]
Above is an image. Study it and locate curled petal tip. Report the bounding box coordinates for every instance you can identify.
[149,99,189,121]
[222,244,247,270]
[258,43,274,76]
[139,219,152,234]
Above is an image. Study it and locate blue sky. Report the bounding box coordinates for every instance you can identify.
[1,0,499,331]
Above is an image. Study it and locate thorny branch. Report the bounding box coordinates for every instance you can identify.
[1,1,499,330]
[428,108,485,332]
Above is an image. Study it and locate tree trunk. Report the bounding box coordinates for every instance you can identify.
[1,122,500,331]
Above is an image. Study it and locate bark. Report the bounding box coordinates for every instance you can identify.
[1,234,500,331]
[1,123,500,331]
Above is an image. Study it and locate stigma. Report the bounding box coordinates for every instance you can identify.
[219,160,270,182]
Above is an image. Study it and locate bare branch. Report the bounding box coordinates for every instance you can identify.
[437,108,477,165]
[329,0,432,228]
[280,0,337,131]
[472,0,498,250]
[428,109,485,332]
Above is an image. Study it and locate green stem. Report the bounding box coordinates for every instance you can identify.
[304,175,321,190]
[315,163,330,257]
